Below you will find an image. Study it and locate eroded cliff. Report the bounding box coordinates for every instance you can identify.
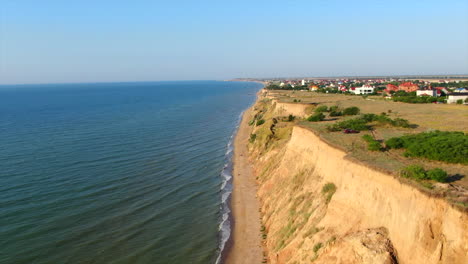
[249,97,468,264]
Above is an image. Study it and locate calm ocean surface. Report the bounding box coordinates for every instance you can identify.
[0,81,262,264]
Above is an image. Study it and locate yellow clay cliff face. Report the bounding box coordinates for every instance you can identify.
[251,106,468,264]
[273,100,310,118]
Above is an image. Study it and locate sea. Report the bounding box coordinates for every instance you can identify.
[0,81,262,264]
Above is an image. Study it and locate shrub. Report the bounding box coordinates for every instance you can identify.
[391,118,411,128]
[327,118,369,131]
[256,119,265,126]
[288,114,295,122]
[315,105,329,113]
[362,134,374,142]
[427,168,448,182]
[322,183,336,203]
[293,99,297,102]
[386,131,467,164]
[249,134,257,143]
[313,242,323,253]
[385,137,405,149]
[392,95,438,104]
[307,113,325,122]
[343,106,360,115]
[329,105,339,112]
[401,165,428,180]
[329,111,342,116]
[368,141,382,151]
[362,134,382,151]
[457,99,463,104]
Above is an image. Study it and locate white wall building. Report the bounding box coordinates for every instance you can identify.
[353,85,374,95]
[416,90,437,97]
[301,79,306,86]
[447,93,468,104]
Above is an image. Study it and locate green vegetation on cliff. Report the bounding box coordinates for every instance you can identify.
[386,131,468,164]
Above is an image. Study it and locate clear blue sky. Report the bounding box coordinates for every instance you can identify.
[1,0,468,84]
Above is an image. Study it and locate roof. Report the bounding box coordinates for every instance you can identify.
[399,82,418,87]
[448,92,468,96]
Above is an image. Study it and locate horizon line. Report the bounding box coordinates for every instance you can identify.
[1,73,468,86]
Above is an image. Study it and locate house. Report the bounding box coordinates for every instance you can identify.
[434,87,449,95]
[309,85,319,91]
[454,88,468,93]
[385,84,399,93]
[416,89,437,97]
[447,93,468,104]
[301,79,306,86]
[353,85,374,95]
[398,82,419,92]
[338,85,347,92]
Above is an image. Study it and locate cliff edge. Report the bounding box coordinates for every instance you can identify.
[247,94,468,264]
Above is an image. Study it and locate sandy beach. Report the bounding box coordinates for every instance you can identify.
[224,104,263,264]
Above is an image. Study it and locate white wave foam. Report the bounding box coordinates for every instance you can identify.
[214,110,245,264]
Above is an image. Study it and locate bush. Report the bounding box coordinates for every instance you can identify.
[343,106,360,115]
[313,242,323,253]
[249,134,257,143]
[288,114,295,122]
[401,165,428,180]
[256,119,265,126]
[329,105,339,112]
[427,168,448,182]
[361,134,374,142]
[391,118,411,128]
[386,131,467,164]
[392,95,438,104]
[385,137,405,149]
[322,183,337,204]
[329,110,342,116]
[360,113,410,128]
[368,141,382,151]
[362,134,382,151]
[457,99,463,104]
[315,105,329,113]
[327,118,369,131]
[307,113,325,122]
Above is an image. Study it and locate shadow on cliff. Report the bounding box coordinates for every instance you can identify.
[446,174,464,183]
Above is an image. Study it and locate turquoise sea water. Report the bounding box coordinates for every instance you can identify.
[0,81,262,264]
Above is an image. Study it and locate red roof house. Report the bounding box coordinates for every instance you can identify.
[385,84,399,93]
[398,82,419,92]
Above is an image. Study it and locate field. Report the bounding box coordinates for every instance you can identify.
[265,90,468,205]
[268,90,468,132]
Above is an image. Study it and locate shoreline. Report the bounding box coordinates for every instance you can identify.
[223,94,263,263]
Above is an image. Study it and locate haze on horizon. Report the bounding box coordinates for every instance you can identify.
[1,0,468,85]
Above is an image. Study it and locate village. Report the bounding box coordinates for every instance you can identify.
[261,77,468,104]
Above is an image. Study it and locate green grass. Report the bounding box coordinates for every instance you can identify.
[313,242,323,253]
[322,183,337,203]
